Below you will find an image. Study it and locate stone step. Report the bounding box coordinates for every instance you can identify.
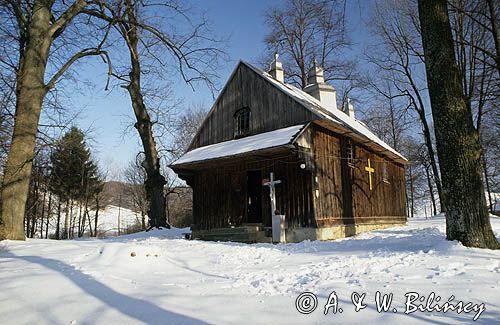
[192,224,272,244]
[195,230,253,237]
[196,234,257,244]
[241,224,264,231]
[194,230,272,244]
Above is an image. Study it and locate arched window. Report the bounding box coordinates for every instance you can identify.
[234,107,250,138]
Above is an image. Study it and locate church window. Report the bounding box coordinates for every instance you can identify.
[382,160,390,183]
[234,107,250,138]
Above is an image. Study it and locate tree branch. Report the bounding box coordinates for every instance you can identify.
[49,0,88,39]
[45,48,111,91]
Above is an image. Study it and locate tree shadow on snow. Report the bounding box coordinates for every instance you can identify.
[312,292,499,325]
[1,251,205,325]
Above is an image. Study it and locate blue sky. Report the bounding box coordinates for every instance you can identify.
[70,0,371,177]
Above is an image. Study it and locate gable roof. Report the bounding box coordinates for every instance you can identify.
[183,60,407,164]
[241,62,407,162]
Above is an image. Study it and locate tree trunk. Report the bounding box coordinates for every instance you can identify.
[77,200,83,237]
[30,176,39,238]
[56,200,61,240]
[425,162,437,216]
[64,199,70,239]
[87,209,93,237]
[39,190,46,238]
[482,154,494,214]
[419,110,445,213]
[418,0,499,249]
[409,164,415,218]
[408,79,446,213]
[0,1,52,240]
[45,193,52,239]
[123,0,169,229]
[69,201,75,239]
[80,197,89,237]
[94,196,99,237]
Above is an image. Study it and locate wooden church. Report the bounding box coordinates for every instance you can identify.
[170,55,407,243]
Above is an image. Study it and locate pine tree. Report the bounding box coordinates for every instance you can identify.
[50,127,101,239]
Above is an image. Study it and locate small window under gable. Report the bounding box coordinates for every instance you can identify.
[234,107,250,138]
[382,159,390,183]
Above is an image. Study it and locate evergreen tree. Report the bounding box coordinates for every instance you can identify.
[50,127,101,239]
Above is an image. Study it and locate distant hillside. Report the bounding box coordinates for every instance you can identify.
[101,181,193,227]
[102,181,136,211]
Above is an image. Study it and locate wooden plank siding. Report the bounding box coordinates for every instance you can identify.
[189,64,317,150]
[350,144,407,222]
[308,126,344,221]
[189,152,314,231]
[309,124,406,226]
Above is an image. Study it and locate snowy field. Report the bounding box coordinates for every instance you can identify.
[42,205,144,239]
[94,205,144,236]
[1,216,499,324]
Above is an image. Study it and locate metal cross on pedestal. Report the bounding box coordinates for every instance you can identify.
[263,172,281,217]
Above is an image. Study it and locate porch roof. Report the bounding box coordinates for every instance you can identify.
[171,124,305,167]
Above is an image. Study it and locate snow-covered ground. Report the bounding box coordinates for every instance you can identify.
[94,205,145,236]
[1,216,499,324]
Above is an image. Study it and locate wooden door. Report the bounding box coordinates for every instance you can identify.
[246,170,262,223]
[230,172,246,225]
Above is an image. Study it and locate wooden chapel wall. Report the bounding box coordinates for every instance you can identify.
[310,124,407,227]
[191,155,314,230]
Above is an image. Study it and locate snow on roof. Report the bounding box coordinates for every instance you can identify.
[172,124,305,166]
[242,61,407,161]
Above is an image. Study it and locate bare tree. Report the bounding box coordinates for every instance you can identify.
[448,0,499,214]
[0,72,15,174]
[448,0,500,76]
[363,78,411,152]
[367,0,446,212]
[418,0,499,249]
[263,0,355,90]
[448,0,498,133]
[169,103,207,160]
[123,159,148,230]
[0,0,111,240]
[84,0,224,228]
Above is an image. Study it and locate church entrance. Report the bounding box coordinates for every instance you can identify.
[246,170,262,223]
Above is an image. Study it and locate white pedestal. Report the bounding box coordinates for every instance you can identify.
[272,214,286,243]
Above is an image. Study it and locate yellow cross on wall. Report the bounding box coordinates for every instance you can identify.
[364,158,375,191]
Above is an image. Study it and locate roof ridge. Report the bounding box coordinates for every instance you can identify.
[241,61,407,162]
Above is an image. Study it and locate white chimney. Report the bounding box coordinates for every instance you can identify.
[303,60,337,113]
[343,97,355,119]
[269,53,284,83]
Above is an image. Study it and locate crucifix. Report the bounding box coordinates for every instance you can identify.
[263,172,282,217]
[263,172,285,243]
[364,158,375,191]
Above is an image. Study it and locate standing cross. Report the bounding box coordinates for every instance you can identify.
[364,158,375,191]
[263,172,281,216]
